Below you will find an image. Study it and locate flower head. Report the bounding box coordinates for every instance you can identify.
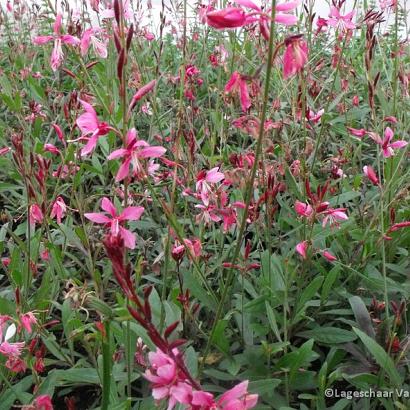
[33,14,80,71]
[369,127,408,158]
[85,197,144,249]
[283,35,308,79]
[107,129,166,181]
[76,100,112,156]
[50,196,67,224]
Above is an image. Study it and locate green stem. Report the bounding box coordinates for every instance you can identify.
[200,0,278,373]
[101,321,112,410]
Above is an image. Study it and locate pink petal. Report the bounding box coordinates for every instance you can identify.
[33,35,54,45]
[235,0,260,11]
[276,0,301,12]
[383,127,394,144]
[61,35,80,46]
[131,80,157,104]
[80,29,92,56]
[206,7,247,29]
[383,147,394,158]
[275,13,298,25]
[218,381,248,405]
[296,241,308,259]
[80,133,99,156]
[389,140,407,149]
[138,146,167,159]
[120,206,145,221]
[283,45,295,78]
[77,112,98,136]
[101,197,117,216]
[239,79,251,111]
[225,71,240,93]
[115,159,131,182]
[206,167,225,183]
[92,37,108,58]
[152,386,169,400]
[322,250,337,262]
[84,213,111,224]
[53,14,62,34]
[108,148,128,160]
[120,227,136,249]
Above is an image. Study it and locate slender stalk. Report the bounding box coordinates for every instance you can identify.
[101,321,111,410]
[200,0,278,372]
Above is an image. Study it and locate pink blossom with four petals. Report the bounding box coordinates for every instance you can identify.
[75,100,112,156]
[368,127,408,158]
[50,196,67,224]
[225,71,251,112]
[296,241,308,259]
[33,14,80,71]
[84,197,144,249]
[283,35,309,79]
[80,28,108,58]
[107,128,166,181]
[327,6,356,31]
[196,167,225,206]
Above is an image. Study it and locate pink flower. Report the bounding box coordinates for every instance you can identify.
[0,147,11,156]
[206,1,299,35]
[107,129,166,181]
[33,395,54,410]
[295,201,313,217]
[101,0,133,20]
[216,380,258,409]
[283,35,309,79]
[6,356,26,373]
[196,167,224,206]
[144,349,180,406]
[129,80,157,112]
[0,322,25,358]
[321,208,348,228]
[387,221,410,233]
[347,127,367,138]
[84,197,144,249]
[33,14,80,71]
[363,165,379,186]
[225,72,251,112]
[52,124,66,146]
[379,0,396,10]
[184,238,202,260]
[327,6,356,31]
[80,28,108,58]
[369,127,408,158]
[296,241,308,259]
[29,204,44,226]
[206,7,247,29]
[306,109,324,124]
[321,250,337,262]
[44,143,60,155]
[20,312,37,334]
[50,196,67,224]
[195,204,222,224]
[75,100,112,156]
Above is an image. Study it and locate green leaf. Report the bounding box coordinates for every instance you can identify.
[296,276,324,313]
[248,378,281,395]
[297,327,357,344]
[349,296,375,339]
[321,266,340,302]
[352,327,401,386]
[265,302,282,342]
